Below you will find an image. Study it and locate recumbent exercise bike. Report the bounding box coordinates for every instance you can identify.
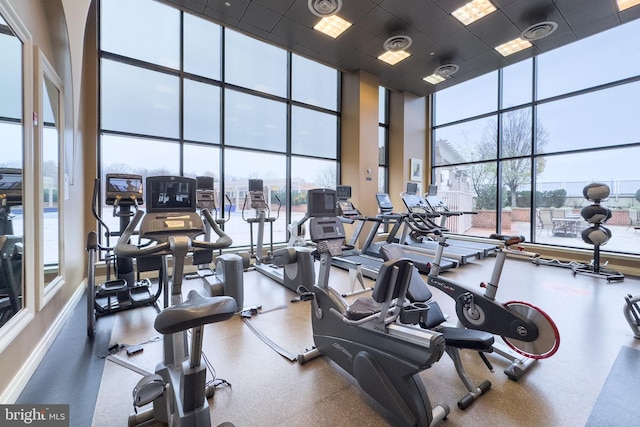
[298,188,499,426]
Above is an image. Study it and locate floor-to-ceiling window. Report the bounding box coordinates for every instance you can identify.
[378,86,389,194]
[98,0,339,247]
[432,18,640,255]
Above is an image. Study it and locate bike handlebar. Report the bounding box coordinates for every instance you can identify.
[406,212,446,235]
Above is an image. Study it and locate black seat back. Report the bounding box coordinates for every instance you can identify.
[371,258,413,305]
[379,244,433,303]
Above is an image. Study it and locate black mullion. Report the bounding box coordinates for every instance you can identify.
[179,10,184,177]
[285,52,292,229]
[531,56,539,239]
[219,26,227,220]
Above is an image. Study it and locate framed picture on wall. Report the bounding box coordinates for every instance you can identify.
[410,158,423,182]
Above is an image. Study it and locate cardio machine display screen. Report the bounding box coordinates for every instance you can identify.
[336,185,351,200]
[105,174,144,205]
[146,176,197,213]
[307,189,336,217]
[376,193,393,211]
[0,168,22,206]
[248,179,263,192]
[338,201,358,216]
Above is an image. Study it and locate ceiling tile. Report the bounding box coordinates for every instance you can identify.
[283,0,320,28]
[411,2,448,32]
[339,0,378,24]
[270,16,310,46]
[161,0,640,95]
[566,14,621,39]
[241,3,282,33]
[204,0,249,19]
[158,0,206,14]
[251,0,296,15]
[500,0,559,29]
[202,6,240,27]
[358,35,389,58]
[619,6,640,22]
[334,25,376,50]
[431,0,468,14]
[295,29,336,54]
[378,0,432,20]
[421,15,465,43]
[357,5,405,35]
[467,11,514,38]
[554,0,616,18]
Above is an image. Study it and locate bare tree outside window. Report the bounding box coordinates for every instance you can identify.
[471,109,548,208]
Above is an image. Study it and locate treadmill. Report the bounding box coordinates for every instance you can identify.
[397,192,483,264]
[358,193,458,272]
[330,186,385,280]
[424,185,499,257]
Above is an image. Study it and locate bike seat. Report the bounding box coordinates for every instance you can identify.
[346,297,381,321]
[439,326,494,351]
[154,290,237,335]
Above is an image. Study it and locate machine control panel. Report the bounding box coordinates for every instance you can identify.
[140,211,204,241]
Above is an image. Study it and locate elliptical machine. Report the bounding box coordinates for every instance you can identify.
[185,176,245,309]
[298,188,451,427]
[86,174,163,337]
[116,176,238,427]
[242,179,315,294]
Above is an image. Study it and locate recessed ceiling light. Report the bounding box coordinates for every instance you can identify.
[378,50,411,65]
[423,74,446,84]
[313,15,352,38]
[617,0,640,11]
[495,37,532,56]
[452,0,497,26]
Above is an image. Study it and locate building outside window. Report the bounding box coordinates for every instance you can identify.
[432,18,640,255]
[98,0,339,247]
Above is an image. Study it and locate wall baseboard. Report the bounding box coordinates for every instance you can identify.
[0,281,85,403]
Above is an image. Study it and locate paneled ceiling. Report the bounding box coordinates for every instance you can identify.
[158,0,640,96]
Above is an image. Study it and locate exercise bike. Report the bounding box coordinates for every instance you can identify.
[298,188,451,426]
[427,229,561,379]
[114,176,239,427]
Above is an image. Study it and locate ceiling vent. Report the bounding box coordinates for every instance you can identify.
[383,35,413,52]
[434,64,459,78]
[521,21,558,41]
[308,0,342,17]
